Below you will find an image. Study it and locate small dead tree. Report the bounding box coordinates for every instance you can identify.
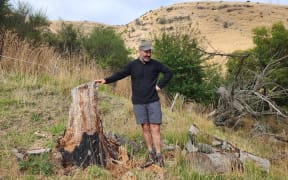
[214,54,288,127]
[57,82,120,169]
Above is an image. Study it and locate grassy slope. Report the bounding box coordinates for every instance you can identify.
[0,71,287,179]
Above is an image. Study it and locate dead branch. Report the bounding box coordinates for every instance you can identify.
[253,92,287,118]
[170,93,179,112]
[11,148,51,160]
[254,133,288,143]
[213,54,288,127]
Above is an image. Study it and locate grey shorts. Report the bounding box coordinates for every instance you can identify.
[133,101,162,125]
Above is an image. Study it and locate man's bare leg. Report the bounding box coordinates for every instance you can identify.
[150,123,164,167]
[142,123,153,151]
[150,123,161,154]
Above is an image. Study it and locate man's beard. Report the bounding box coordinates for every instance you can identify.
[143,57,150,62]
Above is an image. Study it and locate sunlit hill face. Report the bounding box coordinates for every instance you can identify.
[140,49,152,62]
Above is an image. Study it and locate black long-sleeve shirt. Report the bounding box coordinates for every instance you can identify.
[105,58,173,104]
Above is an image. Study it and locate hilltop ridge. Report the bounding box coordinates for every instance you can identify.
[50,1,288,59]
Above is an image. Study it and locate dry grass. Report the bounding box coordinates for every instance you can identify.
[1,32,58,75]
[1,31,288,179]
[1,32,130,97]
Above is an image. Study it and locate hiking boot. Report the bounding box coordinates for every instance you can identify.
[139,150,156,168]
[146,150,156,163]
[155,154,164,167]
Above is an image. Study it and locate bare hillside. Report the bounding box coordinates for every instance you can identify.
[118,1,288,56]
[50,1,288,58]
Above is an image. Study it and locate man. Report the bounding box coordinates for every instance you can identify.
[95,40,172,167]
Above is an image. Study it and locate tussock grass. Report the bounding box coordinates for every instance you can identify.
[1,32,57,75]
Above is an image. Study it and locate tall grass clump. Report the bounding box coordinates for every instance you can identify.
[1,32,58,75]
[0,31,126,95]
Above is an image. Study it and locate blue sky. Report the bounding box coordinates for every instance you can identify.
[12,0,288,25]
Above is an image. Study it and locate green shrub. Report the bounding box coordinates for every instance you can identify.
[82,27,130,72]
[44,22,83,58]
[9,1,49,44]
[226,22,288,106]
[153,33,222,104]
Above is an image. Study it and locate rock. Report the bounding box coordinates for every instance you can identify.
[196,143,214,154]
[185,139,198,153]
[188,124,200,135]
[240,151,270,173]
[186,152,243,174]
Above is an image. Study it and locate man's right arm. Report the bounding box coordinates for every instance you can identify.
[94,62,131,84]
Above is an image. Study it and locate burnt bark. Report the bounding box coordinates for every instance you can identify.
[57,82,120,169]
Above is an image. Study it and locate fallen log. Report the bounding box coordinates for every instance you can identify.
[256,133,288,143]
[56,82,120,169]
[11,148,51,161]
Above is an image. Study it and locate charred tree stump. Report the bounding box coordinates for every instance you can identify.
[57,82,119,169]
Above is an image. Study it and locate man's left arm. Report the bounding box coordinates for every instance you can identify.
[157,63,173,90]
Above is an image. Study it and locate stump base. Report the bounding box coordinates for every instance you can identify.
[59,132,106,169]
